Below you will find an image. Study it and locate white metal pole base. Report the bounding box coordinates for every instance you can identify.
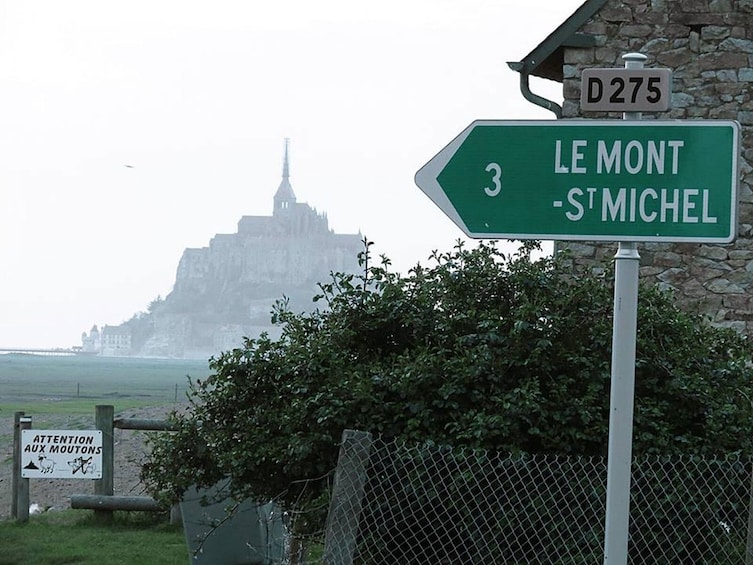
[603,242,640,564]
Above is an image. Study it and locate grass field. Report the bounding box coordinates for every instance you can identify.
[0,509,187,564]
[0,354,212,418]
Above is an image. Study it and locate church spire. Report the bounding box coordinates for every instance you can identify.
[274,138,296,213]
[282,137,290,181]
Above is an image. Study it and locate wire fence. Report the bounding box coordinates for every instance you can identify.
[322,430,753,565]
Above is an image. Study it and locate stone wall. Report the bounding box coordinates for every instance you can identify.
[558,0,753,331]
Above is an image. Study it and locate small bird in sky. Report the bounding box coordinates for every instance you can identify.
[124,164,134,168]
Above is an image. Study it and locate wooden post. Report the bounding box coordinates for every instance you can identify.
[95,405,115,524]
[16,416,32,523]
[11,411,24,519]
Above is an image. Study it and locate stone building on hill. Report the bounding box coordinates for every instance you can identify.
[508,0,753,332]
[81,325,100,353]
[100,325,133,356]
[87,141,363,358]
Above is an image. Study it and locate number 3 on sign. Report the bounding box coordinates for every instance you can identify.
[484,162,502,197]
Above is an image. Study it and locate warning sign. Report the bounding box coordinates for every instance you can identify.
[21,430,103,479]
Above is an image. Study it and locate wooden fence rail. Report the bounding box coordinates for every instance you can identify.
[72,404,179,524]
[113,418,178,431]
[71,494,163,512]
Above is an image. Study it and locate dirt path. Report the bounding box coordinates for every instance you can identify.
[0,405,179,520]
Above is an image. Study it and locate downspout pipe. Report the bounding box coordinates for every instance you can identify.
[507,61,562,119]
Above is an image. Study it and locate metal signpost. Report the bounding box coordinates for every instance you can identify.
[603,52,646,565]
[415,53,740,565]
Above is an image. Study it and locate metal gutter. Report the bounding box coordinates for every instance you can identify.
[507,61,563,118]
[507,0,609,117]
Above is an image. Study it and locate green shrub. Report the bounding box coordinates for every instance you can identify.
[142,240,753,537]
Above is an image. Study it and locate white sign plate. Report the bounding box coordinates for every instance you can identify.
[21,429,103,479]
[581,68,672,112]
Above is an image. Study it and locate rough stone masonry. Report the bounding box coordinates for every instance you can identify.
[555,0,753,332]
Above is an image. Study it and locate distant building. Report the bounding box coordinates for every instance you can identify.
[85,140,364,359]
[174,140,361,293]
[100,325,132,356]
[81,325,100,353]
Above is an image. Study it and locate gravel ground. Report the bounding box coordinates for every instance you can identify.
[0,405,179,520]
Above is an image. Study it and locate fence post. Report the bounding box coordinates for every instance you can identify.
[746,459,753,565]
[95,405,115,524]
[11,411,24,519]
[322,430,374,565]
[13,412,31,522]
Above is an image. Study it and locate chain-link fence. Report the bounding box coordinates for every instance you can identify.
[323,430,753,564]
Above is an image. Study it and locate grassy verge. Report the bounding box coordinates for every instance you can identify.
[1,398,182,421]
[0,354,210,416]
[0,509,187,565]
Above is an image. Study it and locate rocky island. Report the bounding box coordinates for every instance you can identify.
[82,141,362,359]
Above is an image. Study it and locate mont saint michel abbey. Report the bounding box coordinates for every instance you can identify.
[82,142,363,358]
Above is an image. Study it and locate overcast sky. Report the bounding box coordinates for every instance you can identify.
[0,0,583,349]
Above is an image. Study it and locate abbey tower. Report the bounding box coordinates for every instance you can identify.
[88,141,363,358]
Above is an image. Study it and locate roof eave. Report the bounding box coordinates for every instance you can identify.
[507,0,609,83]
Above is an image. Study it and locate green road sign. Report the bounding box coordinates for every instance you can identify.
[415,120,739,243]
